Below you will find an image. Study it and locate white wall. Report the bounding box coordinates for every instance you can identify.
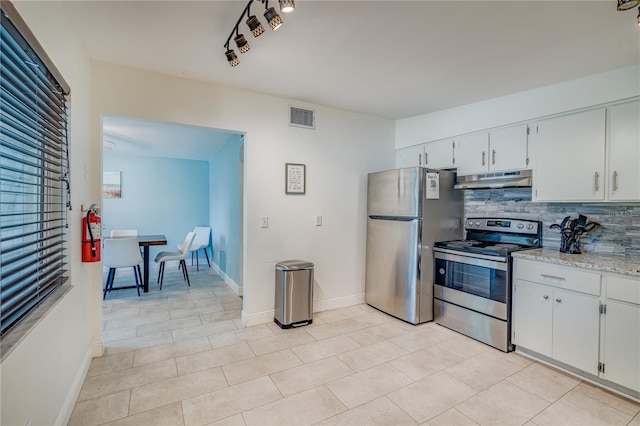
[90,61,396,326]
[209,135,243,289]
[1,3,100,425]
[103,153,210,261]
[396,64,640,148]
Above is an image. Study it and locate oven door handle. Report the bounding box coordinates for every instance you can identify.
[434,250,508,271]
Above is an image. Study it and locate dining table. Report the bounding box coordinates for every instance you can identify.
[136,234,167,292]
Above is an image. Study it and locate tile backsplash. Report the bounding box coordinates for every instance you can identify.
[464,188,640,257]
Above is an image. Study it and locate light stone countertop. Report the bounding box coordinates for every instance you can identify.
[512,248,640,278]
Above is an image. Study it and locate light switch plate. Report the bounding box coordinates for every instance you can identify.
[315,215,322,226]
[260,217,269,228]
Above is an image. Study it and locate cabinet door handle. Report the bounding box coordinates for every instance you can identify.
[540,274,565,281]
[555,298,562,303]
[418,154,422,166]
[425,153,429,165]
[543,295,549,300]
[594,172,600,192]
[492,149,496,165]
[613,171,619,193]
[482,151,486,166]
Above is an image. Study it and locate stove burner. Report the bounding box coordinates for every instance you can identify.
[446,240,481,247]
[491,243,522,249]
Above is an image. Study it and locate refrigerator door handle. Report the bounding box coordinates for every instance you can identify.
[369,216,419,222]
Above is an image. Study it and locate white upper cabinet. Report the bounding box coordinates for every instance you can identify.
[455,132,489,175]
[455,124,529,176]
[531,108,606,202]
[607,100,640,201]
[489,124,530,172]
[396,144,424,168]
[532,103,640,202]
[423,139,455,169]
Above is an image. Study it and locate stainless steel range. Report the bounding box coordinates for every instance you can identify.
[433,218,542,352]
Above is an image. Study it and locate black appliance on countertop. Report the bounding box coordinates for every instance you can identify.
[433,218,542,352]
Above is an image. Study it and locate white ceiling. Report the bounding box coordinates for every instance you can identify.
[102,116,240,160]
[60,0,639,120]
[56,1,639,158]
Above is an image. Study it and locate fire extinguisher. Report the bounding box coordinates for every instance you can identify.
[82,204,102,262]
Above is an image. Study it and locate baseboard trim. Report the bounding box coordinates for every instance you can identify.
[315,293,365,312]
[211,262,242,297]
[241,293,365,328]
[243,309,274,327]
[91,340,104,357]
[56,345,93,425]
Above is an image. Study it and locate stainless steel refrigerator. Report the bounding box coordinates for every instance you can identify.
[365,167,462,324]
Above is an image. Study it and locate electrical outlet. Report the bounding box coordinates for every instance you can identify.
[315,215,322,226]
[260,217,269,228]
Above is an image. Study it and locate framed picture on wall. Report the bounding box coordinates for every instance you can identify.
[285,163,305,195]
[103,171,121,198]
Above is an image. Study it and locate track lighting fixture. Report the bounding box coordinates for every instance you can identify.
[638,6,640,25]
[223,0,296,67]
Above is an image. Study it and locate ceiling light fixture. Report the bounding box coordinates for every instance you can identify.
[246,15,264,37]
[225,49,239,67]
[234,34,250,53]
[617,0,639,10]
[223,0,295,67]
[279,0,295,13]
[264,7,283,31]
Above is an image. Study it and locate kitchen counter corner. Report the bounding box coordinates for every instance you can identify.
[512,248,640,277]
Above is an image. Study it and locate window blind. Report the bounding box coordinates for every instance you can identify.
[0,5,70,337]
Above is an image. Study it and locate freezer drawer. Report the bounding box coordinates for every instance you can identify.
[365,217,421,323]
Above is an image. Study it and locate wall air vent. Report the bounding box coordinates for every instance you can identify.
[289,106,315,129]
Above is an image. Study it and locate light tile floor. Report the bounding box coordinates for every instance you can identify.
[69,266,640,425]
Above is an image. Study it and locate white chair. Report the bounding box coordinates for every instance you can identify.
[180,226,211,271]
[110,229,139,237]
[155,231,196,289]
[111,229,142,255]
[103,237,143,299]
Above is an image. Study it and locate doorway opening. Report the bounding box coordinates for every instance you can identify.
[100,115,245,300]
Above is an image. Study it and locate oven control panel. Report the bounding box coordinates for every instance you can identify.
[465,218,539,234]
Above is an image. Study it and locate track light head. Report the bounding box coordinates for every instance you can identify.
[225,49,239,67]
[279,0,295,13]
[234,34,250,53]
[246,15,265,37]
[618,0,640,10]
[264,7,283,30]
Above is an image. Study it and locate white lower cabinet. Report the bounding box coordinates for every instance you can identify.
[601,275,640,393]
[551,287,600,375]
[513,258,640,398]
[512,279,552,357]
[512,278,599,375]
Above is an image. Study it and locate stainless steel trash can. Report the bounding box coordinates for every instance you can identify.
[274,260,314,328]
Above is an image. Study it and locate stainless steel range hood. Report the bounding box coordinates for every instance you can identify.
[454,170,532,190]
